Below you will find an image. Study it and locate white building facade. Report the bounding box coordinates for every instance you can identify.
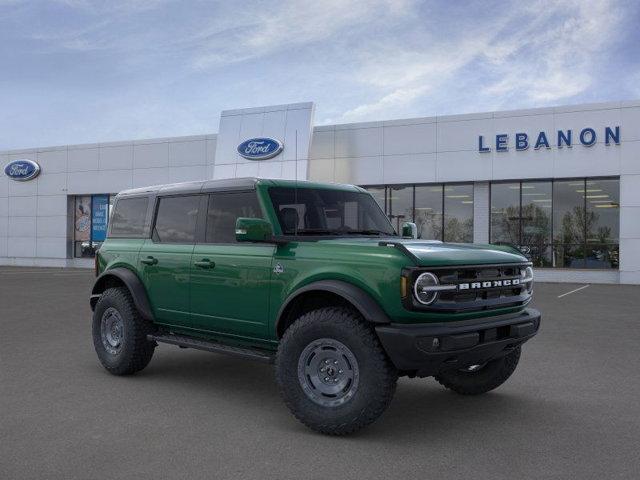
[1,100,639,284]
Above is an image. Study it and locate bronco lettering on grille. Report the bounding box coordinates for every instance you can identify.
[458,278,520,290]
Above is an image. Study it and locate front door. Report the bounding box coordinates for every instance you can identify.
[190,191,274,338]
[139,194,203,328]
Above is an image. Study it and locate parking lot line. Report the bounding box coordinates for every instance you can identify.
[557,284,590,298]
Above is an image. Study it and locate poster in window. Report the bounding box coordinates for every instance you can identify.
[91,195,109,242]
[75,196,91,242]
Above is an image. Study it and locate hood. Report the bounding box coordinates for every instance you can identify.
[396,240,527,266]
[316,237,528,267]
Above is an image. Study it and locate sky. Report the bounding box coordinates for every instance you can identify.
[1,0,639,150]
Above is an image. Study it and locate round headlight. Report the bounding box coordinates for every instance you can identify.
[521,266,534,293]
[413,272,439,305]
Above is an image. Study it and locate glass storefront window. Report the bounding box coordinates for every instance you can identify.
[521,181,552,266]
[585,178,619,269]
[364,183,474,242]
[489,178,619,269]
[490,183,520,245]
[444,184,473,243]
[553,180,587,268]
[74,194,114,258]
[414,185,442,240]
[388,186,413,233]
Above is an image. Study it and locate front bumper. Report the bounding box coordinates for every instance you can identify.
[375,308,541,377]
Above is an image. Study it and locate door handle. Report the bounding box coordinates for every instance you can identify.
[141,256,158,266]
[194,259,215,269]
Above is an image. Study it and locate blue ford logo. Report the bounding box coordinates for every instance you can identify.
[237,137,283,160]
[4,159,41,181]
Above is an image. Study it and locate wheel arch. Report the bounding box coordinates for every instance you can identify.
[90,267,154,321]
[275,280,391,338]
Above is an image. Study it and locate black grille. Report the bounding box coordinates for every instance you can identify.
[407,263,532,313]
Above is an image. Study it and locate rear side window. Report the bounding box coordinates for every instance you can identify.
[205,192,262,243]
[153,195,201,244]
[110,197,149,237]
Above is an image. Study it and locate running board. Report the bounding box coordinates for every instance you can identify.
[147,333,275,364]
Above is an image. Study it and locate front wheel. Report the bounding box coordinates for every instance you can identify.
[275,307,398,435]
[435,347,521,395]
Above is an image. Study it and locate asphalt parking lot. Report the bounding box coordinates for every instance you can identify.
[1,268,639,480]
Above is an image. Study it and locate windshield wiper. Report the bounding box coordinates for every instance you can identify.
[343,230,394,236]
[288,229,395,236]
[293,229,341,235]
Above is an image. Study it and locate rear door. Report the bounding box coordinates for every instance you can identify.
[139,194,204,328]
[190,191,275,338]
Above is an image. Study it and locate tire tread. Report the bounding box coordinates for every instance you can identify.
[92,287,155,375]
[276,307,397,435]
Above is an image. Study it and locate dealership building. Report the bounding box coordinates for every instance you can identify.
[1,100,639,284]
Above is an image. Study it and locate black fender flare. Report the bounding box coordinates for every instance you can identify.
[276,280,391,336]
[90,268,155,321]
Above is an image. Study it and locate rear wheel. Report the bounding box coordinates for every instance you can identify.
[92,287,156,375]
[435,347,521,395]
[276,307,397,435]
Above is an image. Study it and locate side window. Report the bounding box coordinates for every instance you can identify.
[110,197,149,237]
[206,192,262,243]
[153,195,200,244]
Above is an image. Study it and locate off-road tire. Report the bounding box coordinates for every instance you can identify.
[435,347,521,395]
[276,307,398,435]
[92,287,156,375]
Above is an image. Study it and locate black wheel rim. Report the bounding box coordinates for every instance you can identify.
[297,338,359,407]
[101,307,124,355]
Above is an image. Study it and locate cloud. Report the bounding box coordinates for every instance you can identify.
[334,0,626,122]
[0,0,635,149]
[482,0,622,104]
[190,0,414,70]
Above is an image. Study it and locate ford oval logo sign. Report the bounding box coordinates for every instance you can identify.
[237,137,283,160]
[4,159,41,181]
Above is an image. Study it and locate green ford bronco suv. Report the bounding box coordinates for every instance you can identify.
[90,178,540,435]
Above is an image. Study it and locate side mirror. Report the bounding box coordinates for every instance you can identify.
[401,222,418,239]
[235,217,273,242]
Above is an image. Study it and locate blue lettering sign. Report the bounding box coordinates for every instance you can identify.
[534,132,550,149]
[580,128,596,146]
[477,126,620,153]
[478,135,491,152]
[605,126,620,145]
[557,130,572,148]
[496,134,508,152]
[515,133,529,150]
[91,195,109,242]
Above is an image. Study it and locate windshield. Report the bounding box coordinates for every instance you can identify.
[268,187,397,236]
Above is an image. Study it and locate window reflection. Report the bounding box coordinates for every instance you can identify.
[585,179,619,268]
[521,181,552,266]
[444,184,473,243]
[364,183,474,242]
[365,178,620,270]
[488,178,619,270]
[414,185,442,240]
[388,186,413,232]
[490,183,520,245]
